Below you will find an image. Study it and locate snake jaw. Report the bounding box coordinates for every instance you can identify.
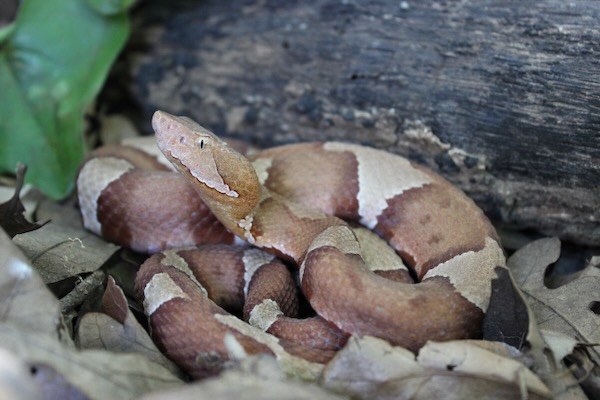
[173,150,239,198]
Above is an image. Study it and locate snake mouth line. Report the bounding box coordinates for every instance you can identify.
[169,152,240,198]
[169,151,240,198]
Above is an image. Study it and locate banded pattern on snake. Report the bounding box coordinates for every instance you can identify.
[77,111,505,378]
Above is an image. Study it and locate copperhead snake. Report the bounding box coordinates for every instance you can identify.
[77,111,506,379]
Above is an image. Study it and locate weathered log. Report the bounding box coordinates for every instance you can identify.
[125,0,600,246]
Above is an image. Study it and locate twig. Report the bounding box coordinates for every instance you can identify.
[60,270,106,314]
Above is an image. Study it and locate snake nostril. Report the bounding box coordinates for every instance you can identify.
[179,136,186,144]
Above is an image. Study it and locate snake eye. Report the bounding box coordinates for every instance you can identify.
[200,139,204,149]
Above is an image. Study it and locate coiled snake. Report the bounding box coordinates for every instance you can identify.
[77,111,505,378]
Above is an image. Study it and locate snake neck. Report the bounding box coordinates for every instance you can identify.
[236,187,350,265]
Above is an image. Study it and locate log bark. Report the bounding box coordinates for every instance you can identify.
[124,0,600,246]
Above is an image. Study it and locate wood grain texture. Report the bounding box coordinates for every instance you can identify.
[125,0,600,246]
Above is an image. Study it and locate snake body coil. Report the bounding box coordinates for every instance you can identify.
[77,111,505,378]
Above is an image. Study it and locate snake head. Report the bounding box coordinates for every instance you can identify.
[152,110,260,234]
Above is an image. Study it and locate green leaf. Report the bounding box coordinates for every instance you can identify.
[0,23,16,43]
[0,0,130,199]
[86,0,137,16]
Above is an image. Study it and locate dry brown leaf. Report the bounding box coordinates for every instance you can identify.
[0,323,182,400]
[98,114,141,144]
[0,347,43,400]
[34,193,86,229]
[13,222,119,284]
[0,228,62,337]
[30,363,89,400]
[0,184,36,222]
[139,354,346,400]
[321,336,551,400]
[77,277,183,377]
[540,330,580,365]
[483,266,532,349]
[1,227,181,399]
[418,341,549,395]
[0,164,47,237]
[507,238,600,364]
